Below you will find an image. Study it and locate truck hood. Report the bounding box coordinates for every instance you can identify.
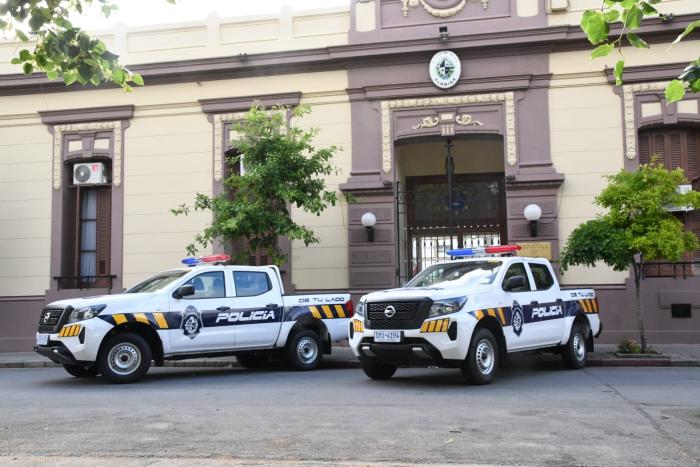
[48,293,156,310]
[361,283,492,302]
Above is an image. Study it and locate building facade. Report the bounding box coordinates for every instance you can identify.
[1,0,699,351]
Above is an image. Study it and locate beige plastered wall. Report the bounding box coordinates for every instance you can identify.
[549,39,700,285]
[0,70,351,295]
[547,0,698,26]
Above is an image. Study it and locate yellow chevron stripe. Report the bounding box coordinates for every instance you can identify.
[72,325,80,336]
[487,309,496,319]
[309,306,322,319]
[321,305,334,319]
[421,321,429,332]
[591,299,599,313]
[59,327,65,337]
[428,320,436,332]
[113,314,127,325]
[436,320,443,332]
[579,300,589,313]
[153,312,168,329]
[497,308,506,325]
[335,304,346,318]
[442,319,449,332]
[134,313,150,324]
[475,310,484,320]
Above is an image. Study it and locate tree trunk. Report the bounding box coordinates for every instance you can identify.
[633,260,648,353]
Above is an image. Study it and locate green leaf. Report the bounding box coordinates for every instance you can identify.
[581,10,610,45]
[112,68,125,85]
[22,62,33,75]
[46,70,59,80]
[625,6,643,30]
[591,43,614,59]
[639,1,657,14]
[627,32,649,48]
[15,30,28,42]
[64,72,78,86]
[672,19,700,45]
[603,10,620,22]
[614,59,625,85]
[665,79,686,103]
[0,18,8,29]
[131,72,144,86]
[10,57,21,65]
[18,49,31,61]
[691,78,700,93]
[620,0,636,8]
[54,17,73,30]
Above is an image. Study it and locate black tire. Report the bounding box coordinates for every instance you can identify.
[361,361,397,380]
[63,364,99,378]
[461,328,499,385]
[236,352,270,370]
[562,323,587,369]
[97,332,152,384]
[286,329,322,371]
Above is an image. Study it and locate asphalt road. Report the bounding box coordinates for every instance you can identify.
[1,362,699,467]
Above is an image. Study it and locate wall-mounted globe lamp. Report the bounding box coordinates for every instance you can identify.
[361,212,377,242]
[523,204,542,237]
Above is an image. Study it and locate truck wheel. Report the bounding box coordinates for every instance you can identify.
[361,362,397,380]
[461,328,498,385]
[236,352,269,370]
[97,332,151,384]
[63,364,99,378]
[286,329,322,371]
[562,323,587,369]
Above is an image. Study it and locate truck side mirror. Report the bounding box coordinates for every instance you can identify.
[504,275,526,292]
[173,284,195,299]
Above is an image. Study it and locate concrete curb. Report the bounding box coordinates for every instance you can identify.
[1,358,698,369]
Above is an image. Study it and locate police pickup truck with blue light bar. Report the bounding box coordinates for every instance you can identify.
[349,245,601,385]
[35,254,352,383]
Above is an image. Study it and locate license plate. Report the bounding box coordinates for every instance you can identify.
[36,334,49,346]
[374,331,402,343]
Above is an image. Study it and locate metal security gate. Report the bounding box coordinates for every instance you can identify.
[396,174,507,284]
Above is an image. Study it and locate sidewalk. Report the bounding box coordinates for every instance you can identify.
[1,344,699,369]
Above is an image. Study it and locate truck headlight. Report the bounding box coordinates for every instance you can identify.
[68,304,107,323]
[355,299,366,317]
[428,297,467,318]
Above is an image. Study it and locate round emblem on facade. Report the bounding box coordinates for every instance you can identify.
[511,301,524,337]
[384,305,397,318]
[429,50,461,89]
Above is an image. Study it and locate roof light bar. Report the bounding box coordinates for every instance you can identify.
[181,254,231,266]
[446,245,521,258]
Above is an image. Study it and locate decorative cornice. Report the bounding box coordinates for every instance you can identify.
[1,13,698,96]
[605,62,689,85]
[39,105,134,125]
[381,92,515,173]
[622,81,668,160]
[199,92,301,114]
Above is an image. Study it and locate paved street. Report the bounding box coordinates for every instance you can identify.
[1,363,699,467]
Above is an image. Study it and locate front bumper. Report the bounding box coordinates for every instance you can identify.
[34,317,113,364]
[35,342,79,366]
[356,337,463,368]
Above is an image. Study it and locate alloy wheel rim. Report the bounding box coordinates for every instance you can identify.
[108,343,140,375]
[573,333,585,361]
[475,339,494,375]
[296,337,318,364]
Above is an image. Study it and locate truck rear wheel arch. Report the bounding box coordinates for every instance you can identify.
[100,323,164,366]
[472,317,506,363]
[290,317,331,354]
[573,313,594,352]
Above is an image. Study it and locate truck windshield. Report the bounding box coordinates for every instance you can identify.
[125,271,188,293]
[406,261,503,288]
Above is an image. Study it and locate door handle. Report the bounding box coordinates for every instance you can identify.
[556,298,563,304]
[266,303,279,309]
[530,301,539,306]
[217,306,230,312]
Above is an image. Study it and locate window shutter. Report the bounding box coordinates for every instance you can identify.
[654,132,667,167]
[96,187,111,286]
[687,132,699,182]
[638,133,651,165]
[669,132,683,170]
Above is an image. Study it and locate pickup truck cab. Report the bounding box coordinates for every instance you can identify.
[35,255,352,383]
[349,246,601,385]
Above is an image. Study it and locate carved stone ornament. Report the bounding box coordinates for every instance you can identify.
[412,116,440,129]
[455,114,483,126]
[621,81,668,160]
[401,0,488,17]
[381,92,516,173]
[52,120,122,190]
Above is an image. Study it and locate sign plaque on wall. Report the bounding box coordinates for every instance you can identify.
[429,51,461,89]
[516,242,553,260]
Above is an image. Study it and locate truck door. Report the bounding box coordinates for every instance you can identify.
[527,261,566,345]
[230,269,283,348]
[499,261,541,350]
[168,270,236,352]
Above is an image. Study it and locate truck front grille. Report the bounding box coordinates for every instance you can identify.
[37,307,67,333]
[366,301,430,330]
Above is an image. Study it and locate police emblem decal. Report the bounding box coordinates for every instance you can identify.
[429,51,461,89]
[511,301,524,337]
[181,306,202,339]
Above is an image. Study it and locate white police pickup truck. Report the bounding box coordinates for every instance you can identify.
[35,255,352,383]
[349,245,601,385]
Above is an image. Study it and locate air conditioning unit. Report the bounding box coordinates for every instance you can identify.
[73,162,107,185]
